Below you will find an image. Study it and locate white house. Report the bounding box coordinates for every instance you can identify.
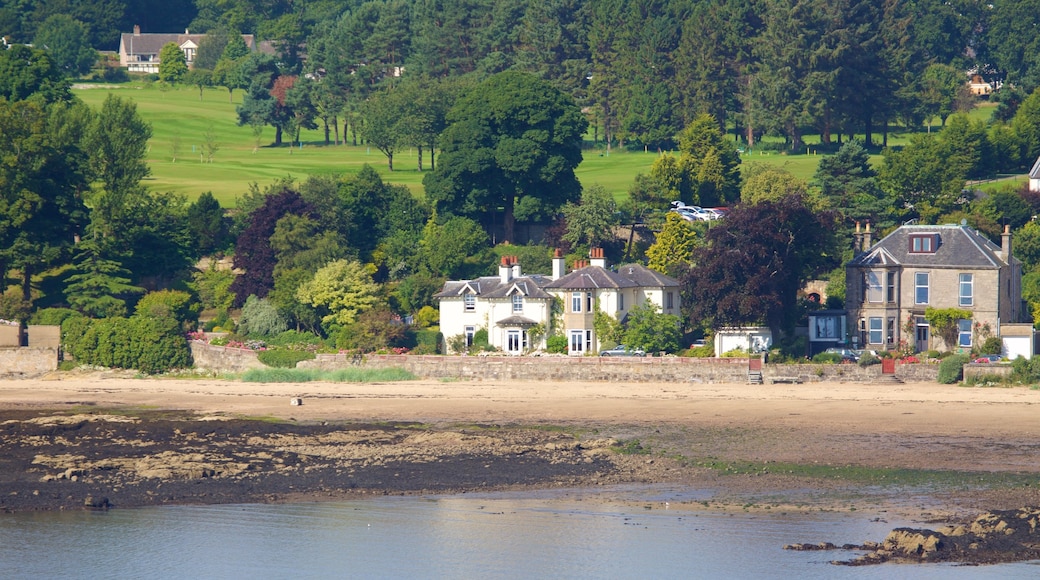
[435,249,681,355]
[118,25,260,73]
[434,256,554,354]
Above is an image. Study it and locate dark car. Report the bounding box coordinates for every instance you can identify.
[600,345,647,357]
[823,347,859,362]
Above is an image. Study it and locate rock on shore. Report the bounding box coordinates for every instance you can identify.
[786,507,1040,565]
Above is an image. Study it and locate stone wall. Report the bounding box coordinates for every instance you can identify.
[189,341,265,374]
[295,353,939,384]
[0,348,58,377]
[963,363,1013,381]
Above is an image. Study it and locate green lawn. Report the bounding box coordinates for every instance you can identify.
[72,83,1010,206]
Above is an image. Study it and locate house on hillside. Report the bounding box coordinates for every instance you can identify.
[117,25,262,73]
[436,249,681,355]
[845,222,1023,353]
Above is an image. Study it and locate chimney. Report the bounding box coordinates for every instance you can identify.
[590,247,607,269]
[862,222,873,252]
[185,28,190,35]
[552,249,565,280]
[853,221,862,253]
[133,25,141,36]
[510,256,522,279]
[499,255,511,284]
[1002,224,1012,262]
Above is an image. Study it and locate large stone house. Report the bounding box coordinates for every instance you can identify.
[118,26,260,73]
[845,223,1023,352]
[436,249,681,355]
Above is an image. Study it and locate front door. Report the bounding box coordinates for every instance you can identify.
[569,330,585,355]
[915,317,929,353]
[506,330,522,354]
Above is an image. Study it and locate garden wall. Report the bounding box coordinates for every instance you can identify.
[189,341,265,374]
[0,348,58,377]
[295,354,940,384]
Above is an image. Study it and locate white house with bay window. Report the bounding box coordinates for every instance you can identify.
[436,250,681,355]
[845,223,1023,353]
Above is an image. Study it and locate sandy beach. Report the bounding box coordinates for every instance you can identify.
[2,372,1040,523]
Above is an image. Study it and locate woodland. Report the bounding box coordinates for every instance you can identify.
[7,1,1040,372]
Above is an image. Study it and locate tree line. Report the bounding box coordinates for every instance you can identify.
[9,0,1040,155]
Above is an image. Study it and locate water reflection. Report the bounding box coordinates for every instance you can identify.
[2,487,1039,579]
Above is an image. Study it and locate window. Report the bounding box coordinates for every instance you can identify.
[869,317,883,344]
[586,292,593,312]
[866,271,883,303]
[465,326,475,347]
[886,272,896,303]
[815,316,839,339]
[887,317,895,344]
[666,292,674,310]
[618,292,624,311]
[959,273,973,307]
[512,294,523,313]
[463,293,475,312]
[915,272,929,304]
[507,330,522,353]
[909,234,937,253]
[571,292,582,313]
[569,330,585,354]
[958,319,972,348]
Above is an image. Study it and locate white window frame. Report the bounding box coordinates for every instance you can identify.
[569,330,585,354]
[507,329,522,353]
[959,273,974,307]
[465,326,475,347]
[886,271,896,303]
[866,271,883,303]
[512,293,523,313]
[463,293,476,312]
[958,319,972,348]
[915,272,929,305]
[571,292,582,313]
[868,317,883,344]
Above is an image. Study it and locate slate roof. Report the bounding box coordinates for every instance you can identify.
[543,263,679,290]
[433,275,555,299]
[1030,156,1040,179]
[849,224,1015,269]
[120,32,257,56]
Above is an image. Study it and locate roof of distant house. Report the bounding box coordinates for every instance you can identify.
[849,224,1016,269]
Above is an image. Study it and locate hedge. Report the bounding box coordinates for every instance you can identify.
[257,349,317,368]
[937,354,970,384]
[62,315,191,374]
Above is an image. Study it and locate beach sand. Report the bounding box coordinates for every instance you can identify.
[2,372,1040,521]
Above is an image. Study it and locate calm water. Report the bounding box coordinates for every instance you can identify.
[2,487,1038,579]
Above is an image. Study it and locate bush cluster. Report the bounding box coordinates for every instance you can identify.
[412,329,442,354]
[937,354,971,384]
[811,352,842,363]
[857,353,880,367]
[257,349,316,368]
[62,315,191,374]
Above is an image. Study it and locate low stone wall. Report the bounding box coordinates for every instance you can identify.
[189,341,265,374]
[0,348,58,377]
[296,354,940,384]
[963,363,1013,381]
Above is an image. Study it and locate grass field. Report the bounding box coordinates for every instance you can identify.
[72,83,1008,207]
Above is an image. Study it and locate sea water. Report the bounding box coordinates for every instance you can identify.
[1,487,1038,579]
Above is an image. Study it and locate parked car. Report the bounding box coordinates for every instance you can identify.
[670,206,713,221]
[823,347,859,362]
[973,354,1003,363]
[600,345,647,357]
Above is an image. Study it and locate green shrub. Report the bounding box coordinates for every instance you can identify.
[812,352,843,363]
[62,315,190,374]
[937,354,970,384]
[857,353,880,366]
[30,308,82,326]
[721,348,748,358]
[257,349,316,368]
[545,334,568,354]
[924,350,941,360]
[979,336,1003,355]
[266,330,323,349]
[681,344,715,357]
[135,290,200,329]
[413,329,441,354]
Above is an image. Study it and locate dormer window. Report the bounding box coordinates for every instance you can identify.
[463,292,475,312]
[909,233,938,253]
[512,293,523,313]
